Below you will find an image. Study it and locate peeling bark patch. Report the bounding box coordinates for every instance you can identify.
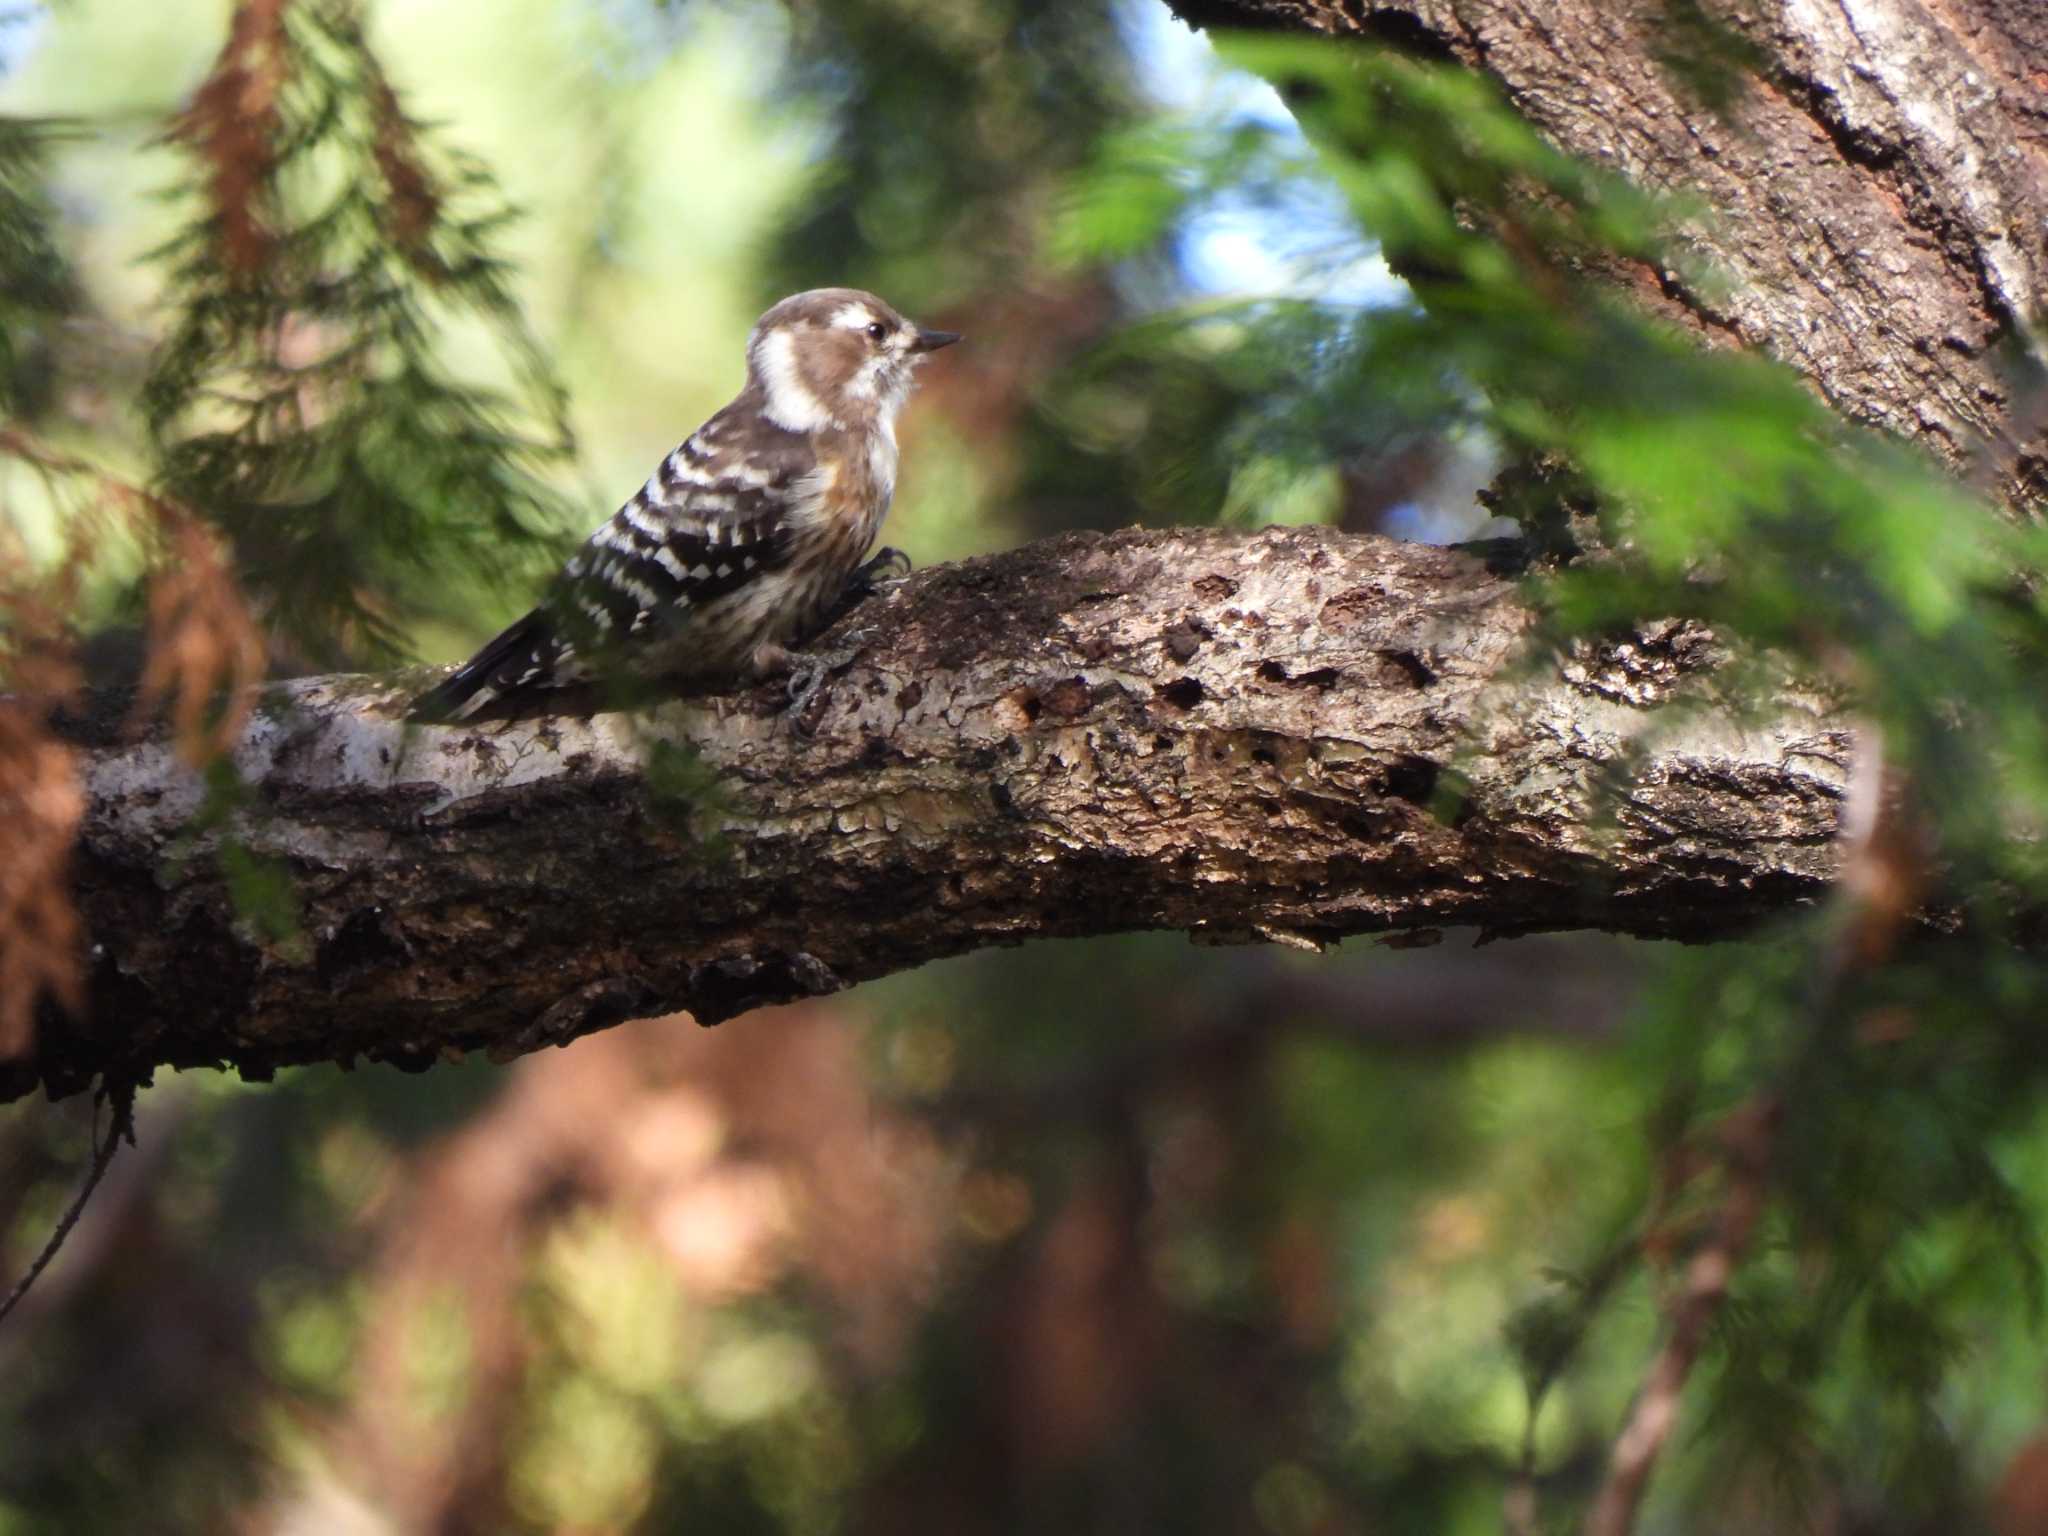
[1193,573,1238,600]
[1040,677,1094,719]
[1319,587,1382,628]
[1562,621,1722,705]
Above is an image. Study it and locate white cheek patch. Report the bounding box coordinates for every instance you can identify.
[752,327,838,432]
[833,303,878,331]
[843,353,891,402]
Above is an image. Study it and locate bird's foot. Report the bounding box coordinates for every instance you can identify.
[781,551,910,737]
[784,630,878,740]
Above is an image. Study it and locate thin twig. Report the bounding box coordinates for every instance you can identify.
[0,1077,137,1329]
[1582,1100,1775,1536]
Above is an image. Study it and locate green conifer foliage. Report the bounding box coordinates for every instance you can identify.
[143,0,575,668]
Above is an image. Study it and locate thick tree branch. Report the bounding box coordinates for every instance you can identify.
[12,526,1851,1103]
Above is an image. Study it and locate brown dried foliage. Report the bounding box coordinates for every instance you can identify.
[0,568,86,1061]
[131,502,267,769]
[172,0,292,278]
[1,433,265,1059]
[364,67,442,267]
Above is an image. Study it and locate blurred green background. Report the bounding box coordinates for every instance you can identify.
[5,0,2048,1532]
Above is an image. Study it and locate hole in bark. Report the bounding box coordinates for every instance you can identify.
[1158,677,1205,711]
[1258,660,1341,690]
[997,687,1043,731]
[1383,754,1439,806]
[319,907,399,984]
[1378,649,1436,688]
[1193,573,1237,600]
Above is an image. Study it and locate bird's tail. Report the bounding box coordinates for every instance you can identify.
[408,610,560,723]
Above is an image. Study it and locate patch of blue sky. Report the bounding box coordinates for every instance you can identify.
[1120,2,1506,545]
[0,3,47,79]
[1119,0,1408,311]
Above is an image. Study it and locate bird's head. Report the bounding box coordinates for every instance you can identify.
[745,288,961,435]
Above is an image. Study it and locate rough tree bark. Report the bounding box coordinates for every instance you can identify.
[21,0,2039,1101]
[16,526,1846,1102]
[1169,0,2048,518]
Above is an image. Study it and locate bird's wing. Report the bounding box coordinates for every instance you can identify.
[408,407,822,722]
[547,405,823,648]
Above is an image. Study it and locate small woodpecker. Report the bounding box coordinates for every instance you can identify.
[410,287,960,722]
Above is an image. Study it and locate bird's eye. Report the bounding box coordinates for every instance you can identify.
[865,322,888,342]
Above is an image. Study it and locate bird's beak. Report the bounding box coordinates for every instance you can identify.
[912,327,962,353]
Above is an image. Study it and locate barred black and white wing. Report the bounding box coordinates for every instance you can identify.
[409,403,821,722]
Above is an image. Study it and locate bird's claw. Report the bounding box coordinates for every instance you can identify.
[785,632,872,739]
[851,546,912,595]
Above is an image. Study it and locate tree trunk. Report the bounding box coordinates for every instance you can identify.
[1172,0,2048,519]
[15,526,1847,1102]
